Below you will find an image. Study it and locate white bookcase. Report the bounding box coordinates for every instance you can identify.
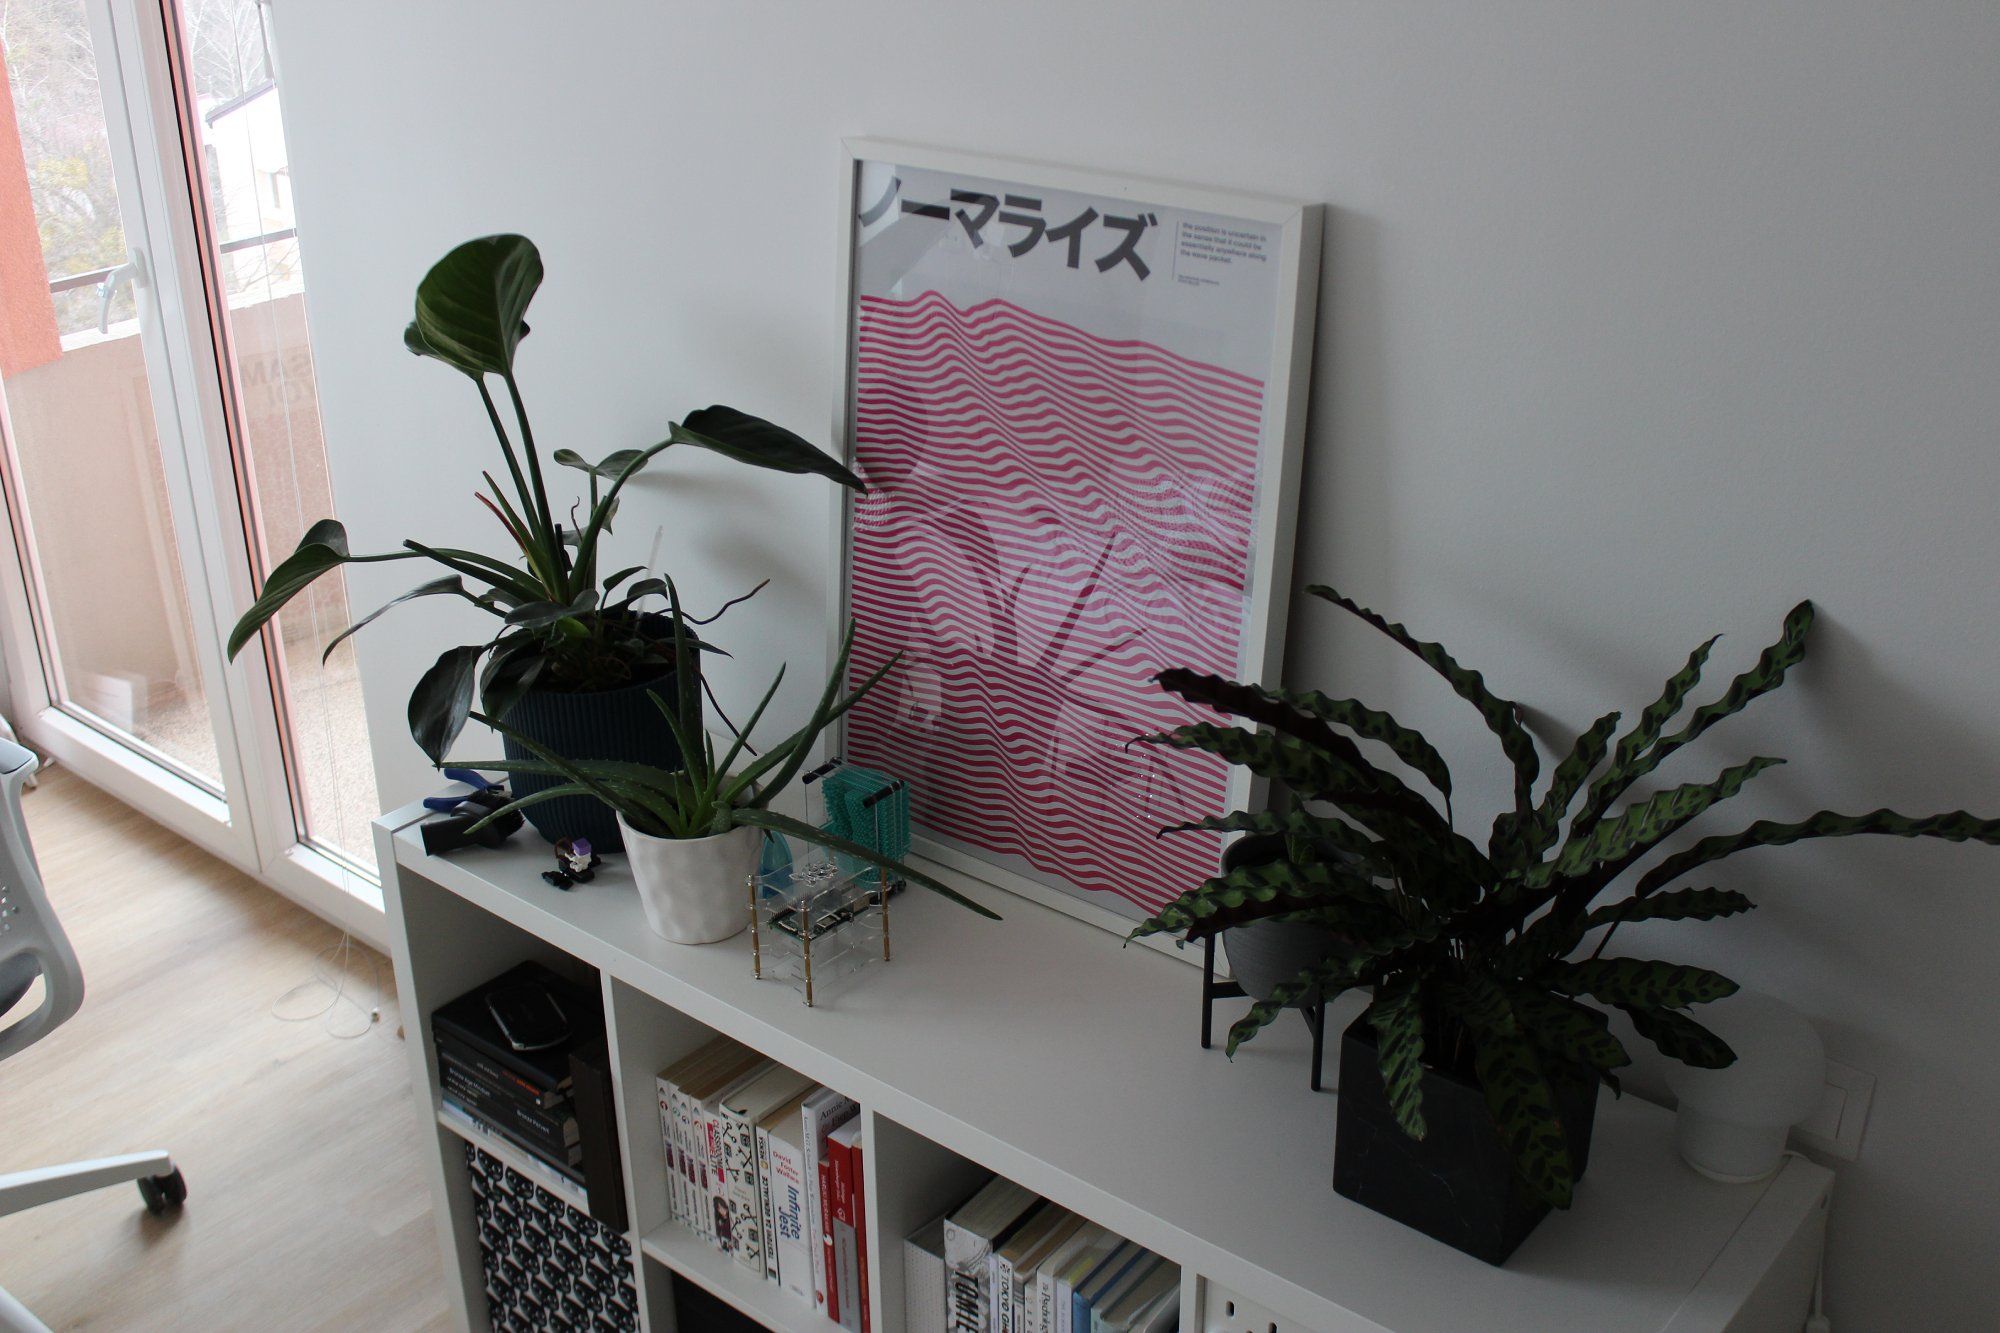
[377,800,1833,1333]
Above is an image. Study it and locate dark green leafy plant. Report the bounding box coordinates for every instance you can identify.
[1132,590,2000,1207]
[453,585,999,920]
[225,234,861,761]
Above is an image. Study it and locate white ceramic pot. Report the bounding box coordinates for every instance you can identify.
[1665,990,1825,1182]
[619,816,758,945]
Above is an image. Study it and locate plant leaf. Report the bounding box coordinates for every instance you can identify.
[227,519,426,659]
[1521,710,1620,862]
[406,234,541,378]
[1581,886,1754,934]
[1127,856,1405,942]
[1371,974,1429,1139]
[1158,809,1390,876]
[1509,989,1631,1075]
[730,808,998,919]
[477,641,547,723]
[1634,808,2000,897]
[1306,587,1540,851]
[408,644,486,763]
[553,447,648,481]
[676,406,863,490]
[1619,1004,1737,1068]
[1471,1019,1576,1208]
[1224,953,1380,1055]
[321,576,474,665]
[1544,957,1738,1010]
[1546,756,1786,883]
[1573,635,1719,835]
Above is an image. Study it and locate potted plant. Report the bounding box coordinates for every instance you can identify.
[1131,589,2000,1264]
[224,234,862,849]
[455,589,999,943]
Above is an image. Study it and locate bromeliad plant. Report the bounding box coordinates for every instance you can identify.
[1132,589,2000,1207]
[225,234,861,761]
[454,587,999,919]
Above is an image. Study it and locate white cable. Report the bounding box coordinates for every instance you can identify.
[270,931,384,1040]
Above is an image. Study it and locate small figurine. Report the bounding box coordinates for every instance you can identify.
[541,837,600,890]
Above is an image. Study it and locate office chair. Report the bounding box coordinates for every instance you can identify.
[0,739,186,1333]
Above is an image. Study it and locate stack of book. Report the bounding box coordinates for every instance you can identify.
[657,1036,874,1332]
[905,1177,1178,1333]
[433,961,626,1231]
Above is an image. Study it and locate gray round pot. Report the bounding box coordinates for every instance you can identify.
[1217,832,1354,1006]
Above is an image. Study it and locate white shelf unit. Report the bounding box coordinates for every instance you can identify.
[377,801,1833,1333]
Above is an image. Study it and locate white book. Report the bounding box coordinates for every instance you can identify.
[706,1062,779,1254]
[763,1091,817,1304]
[905,1217,950,1333]
[802,1087,860,1315]
[943,1178,1038,1333]
[1035,1222,1102,1333]
[720,1065,815,1273]
[755,1109,785,1285]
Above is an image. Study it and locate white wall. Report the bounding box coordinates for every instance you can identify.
[276,3,2000,1324]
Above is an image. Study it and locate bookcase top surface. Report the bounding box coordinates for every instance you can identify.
[388,806,1830,1333]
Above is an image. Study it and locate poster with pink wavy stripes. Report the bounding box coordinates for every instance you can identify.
[839,152,1312,922]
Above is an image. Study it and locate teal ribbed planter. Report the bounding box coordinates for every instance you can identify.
[500,667,687,850]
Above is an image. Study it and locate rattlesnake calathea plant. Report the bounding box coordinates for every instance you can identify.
[1130,588,2000,1208]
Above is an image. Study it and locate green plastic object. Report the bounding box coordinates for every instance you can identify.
[820,763,910,868]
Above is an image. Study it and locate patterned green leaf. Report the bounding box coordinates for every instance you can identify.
[1472,1022,1576,1208]
[1545,756,1786,883]
[1156,670,1454,800]
[1579,886,1754,934]
[1634,808,2000,897]
[1307,586,1540,837]
[1509,990,1631,1075]
[1370,975,1429,1139]
[1620,1005,1737,1069]
[1444,970,1520,1036]
[1127,856,1390,942]
[1224,953,1380,1055]
[1573,635,1719,835]
[1158,809,1389,875]
[1545,957,1739,1010]
[1520,709,1621,863]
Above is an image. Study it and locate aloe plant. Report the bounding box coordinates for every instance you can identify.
[224,234,861,762]
[452,585,998,920]
[1132,590,2000,1207]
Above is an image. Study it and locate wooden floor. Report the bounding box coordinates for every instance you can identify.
[0,769,452,1331]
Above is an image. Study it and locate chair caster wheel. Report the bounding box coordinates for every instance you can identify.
[138,1167,186,1215]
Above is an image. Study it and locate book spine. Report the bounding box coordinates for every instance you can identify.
[756,1121,782,1285]
[441,1062,577,1157]
[705,1097,730,1251]
[721,1108,763,1271]
[803,1096,858,1313]
[819,1148,842,1319]
[440,1097,586,1200]
[656,1073,685,1228]
[673,1084,704,1242]
[768,1132,813,1303]
[568,1039,627,1233]
[433,1028,564,1108]
[831,1137,859,1330]
[992,1249,1013,1333]
[852,1138,871,1333]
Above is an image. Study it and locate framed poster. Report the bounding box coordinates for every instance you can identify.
[832,139,1321,938]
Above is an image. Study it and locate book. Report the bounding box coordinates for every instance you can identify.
[1007,1210,1081,1333]
[763,1087,818,1303]
[718,1064,816,1273]
[828,1120,862,1331]
[802,1087,860,1315]
[905,1217,949,1333]
[671,1040,766,1245]
[439,1058,580,1163]
[439,1097,588,1212]
[1052,1224,1122,1333]
[1035,1222,1105,1333]
[1135,1287,1179,1333]
[703,1060,778,1252]
[432,961,596,1098]
[568,1035,627,1232]
[943,1178,1039,1333]
[656,1040,735,1230]
[993,1206,1076,1333]
[755,1091,798,1285]
[435,1030,567,1111]
[439,1091,583,1182]
[850,1127,872,1333]
[1096,1260,1177,1333]
[1071,1242,1145,1333]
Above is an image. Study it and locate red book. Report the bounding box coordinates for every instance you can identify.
[819,1138,842,1320]
[828,1122,865,1332]
[851,1134,870,1333]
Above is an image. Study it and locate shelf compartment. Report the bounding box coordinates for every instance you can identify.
[641,1222,846,1333]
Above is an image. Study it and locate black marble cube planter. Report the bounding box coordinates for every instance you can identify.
[1333,1013,1599,1265]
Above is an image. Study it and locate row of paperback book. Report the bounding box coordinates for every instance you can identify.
[906,1177,1179,1333]
[657,1034,873,1331]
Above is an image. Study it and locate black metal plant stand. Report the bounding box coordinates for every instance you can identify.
[1200,934,1328,1092]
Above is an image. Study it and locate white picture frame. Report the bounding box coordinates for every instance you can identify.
[827,138,1322,950]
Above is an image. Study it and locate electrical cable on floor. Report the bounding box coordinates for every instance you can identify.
[271,931,385,1040]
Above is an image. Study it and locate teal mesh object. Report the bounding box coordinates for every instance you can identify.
[820,763,911,863]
